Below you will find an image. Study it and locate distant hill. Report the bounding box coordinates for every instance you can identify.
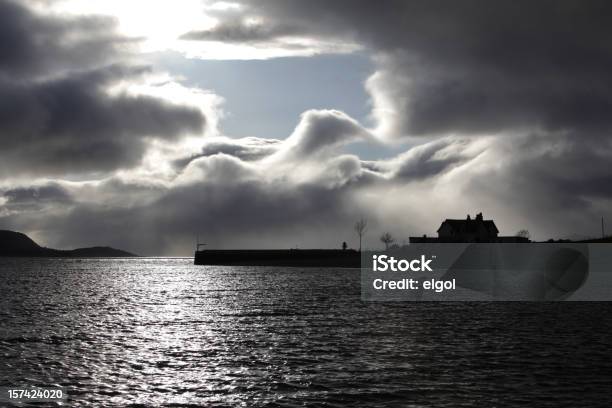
[0,230,136,257]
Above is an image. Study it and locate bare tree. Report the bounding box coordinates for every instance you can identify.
[354,218,368,252]
[516,229,530,240]
[380,232,395,250]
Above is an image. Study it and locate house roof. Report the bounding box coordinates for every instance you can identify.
[437,218,499,234]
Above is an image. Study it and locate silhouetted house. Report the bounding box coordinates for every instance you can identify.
[409,212,529,243]
[438,213,498,242]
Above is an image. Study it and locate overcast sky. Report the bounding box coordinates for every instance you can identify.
[1,0,611,255]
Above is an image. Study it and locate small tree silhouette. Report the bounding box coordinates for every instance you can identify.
[354,218,368,252]
[380,232,395,250]
[342,241,348,250]
[516,229,530,240]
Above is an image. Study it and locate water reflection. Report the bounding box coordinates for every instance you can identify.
[1,258,611,406]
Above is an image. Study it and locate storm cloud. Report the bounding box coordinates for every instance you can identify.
[174,136,282,169]
[0,0,128,78]
[0,0,207,177]
[2,1,612,254]
[2,125,611,254]
[198,0,612,137]
[181,20,304,44]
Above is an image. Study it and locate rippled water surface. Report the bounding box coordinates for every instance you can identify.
[1,258,611,407]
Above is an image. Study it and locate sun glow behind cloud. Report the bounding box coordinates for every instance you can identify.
[49,0,359,59]
[52,0,214,53]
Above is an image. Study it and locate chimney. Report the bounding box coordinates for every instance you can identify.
[476,212,483,221]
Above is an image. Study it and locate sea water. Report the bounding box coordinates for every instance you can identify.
[1,258,611,407]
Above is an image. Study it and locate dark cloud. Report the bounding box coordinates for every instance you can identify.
[2,133,612,253]
[442,134,612,241]
[4,0,612,253]
[0,0,131,78]
[0,67,204,175]
[0,108,378,255]
[180,0,612,245]
[204,0,612,137]
[174,137,282,169]
[468,134,612,213]
[0,0,206,177]
[2,183,73,212]
[181,19,303,43]
[0,113,383,254]
[390,139,479,181]
[1,175,362,255]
